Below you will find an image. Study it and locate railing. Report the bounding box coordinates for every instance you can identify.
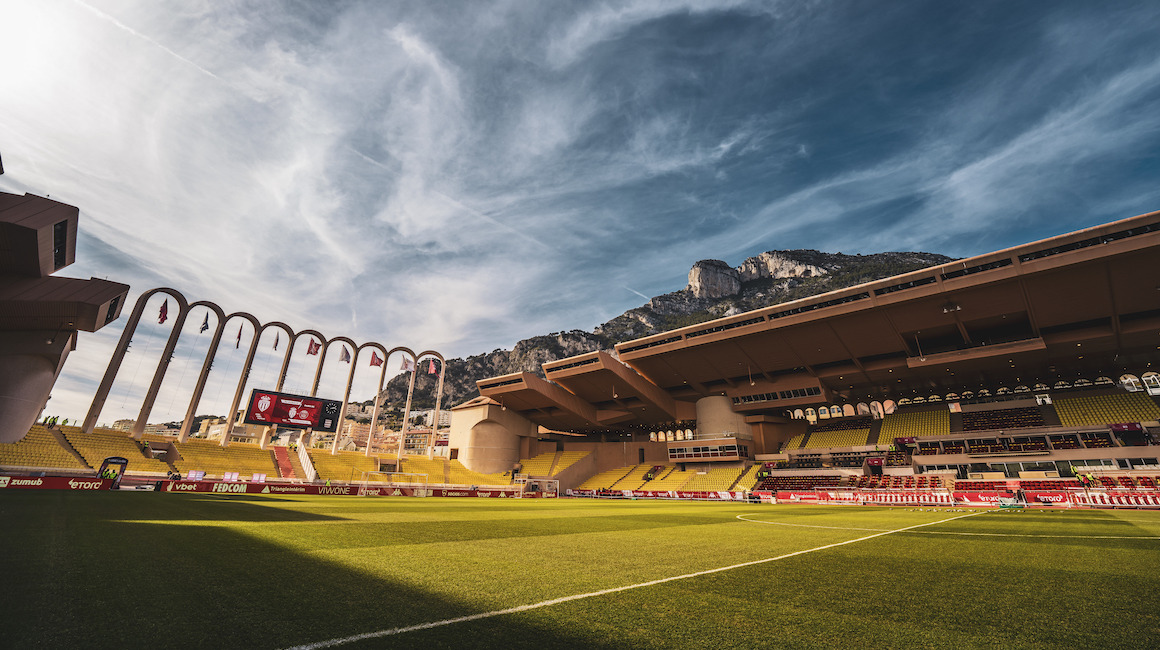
[297,443,316,482]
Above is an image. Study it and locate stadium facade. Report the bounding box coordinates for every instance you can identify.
[455,209,1160,486]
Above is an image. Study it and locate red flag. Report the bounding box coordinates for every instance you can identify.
[307,339,321,355]
[158,299,168,324]
[235,324,242,349]
[370,351,383,367]
[428,359,437,374]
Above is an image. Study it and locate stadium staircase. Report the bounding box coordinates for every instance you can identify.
[866,419,883,445]
[1039,403,1063,427]
[272,446,296,479]
[0,425,89,471]
[62,426,171,475]
[49,425,93,469]
[552,450,589,475]
[287,447,308,479]
[949,411,963,433]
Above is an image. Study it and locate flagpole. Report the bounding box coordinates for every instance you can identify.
[333,344,357,456]
[398,356,417,460]
[366,349,387,458]
[427,357,445,457]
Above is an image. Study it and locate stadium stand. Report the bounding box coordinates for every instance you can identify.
[308,450,381,482]
[517,452,556,477]
[552,450,589,474]
[885,449,909,466]
[782,433,805,451]
[577,465,638,490]
[1054,393,1160,427]
[644,465,691,490]
[754,475,843,491]
[61,426,171,474]
[1049,434,1081,449]
[962,407,1045,431]
[737,461,765,492]
[682,465,745,491]
[172,440,279,479]
[1080,432,1116,448]
[802,427,871,449]
[610,464,655,489]
[941,440,966,454]
[448,460,511,486]
[398,455,446,483]
[0,425,88,470]
[1008,436,1049,452]
[880,409,950,439]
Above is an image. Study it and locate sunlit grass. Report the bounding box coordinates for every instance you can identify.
[1,494,1158,648]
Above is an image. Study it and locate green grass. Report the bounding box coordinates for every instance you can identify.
[2,494,1159,648]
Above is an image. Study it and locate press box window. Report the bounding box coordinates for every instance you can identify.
[53,220,68,270]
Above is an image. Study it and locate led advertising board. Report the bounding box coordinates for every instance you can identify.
[243,389,342,432]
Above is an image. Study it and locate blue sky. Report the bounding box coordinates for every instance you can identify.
[3,1,1159,423]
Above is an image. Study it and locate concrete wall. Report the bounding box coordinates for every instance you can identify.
[696,395,751,438]
[448,401,538,474]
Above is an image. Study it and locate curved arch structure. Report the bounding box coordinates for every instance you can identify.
[83,289,439,457]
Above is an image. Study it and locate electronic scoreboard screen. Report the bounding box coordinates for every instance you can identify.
[243,389,342,432]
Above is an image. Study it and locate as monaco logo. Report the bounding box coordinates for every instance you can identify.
[257,395,272,412]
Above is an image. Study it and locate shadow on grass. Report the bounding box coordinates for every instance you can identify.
[0,492,630,649]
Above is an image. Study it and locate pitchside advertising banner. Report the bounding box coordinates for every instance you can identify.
[0,476,113,490]
[566,489,749,500]
[161,481,554,498]
[243,389,342,432]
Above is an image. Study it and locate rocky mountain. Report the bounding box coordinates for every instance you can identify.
[380,248,954,410]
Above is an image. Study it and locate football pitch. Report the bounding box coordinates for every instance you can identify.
[2,493,1159,649]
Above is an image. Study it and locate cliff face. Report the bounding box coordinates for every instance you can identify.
[380,248,953,409]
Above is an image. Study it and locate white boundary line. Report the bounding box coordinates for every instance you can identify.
[283,511,981,650]
[735,513,1160,539]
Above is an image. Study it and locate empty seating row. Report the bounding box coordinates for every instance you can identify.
[1055,393,1160,427]
[682,465,745,491]
[61,426,171,474]
[962,407,1045,432]
[517,452,556,477]
[552,451,590,474]
[577,465,639,490]
[308,450,383,482]
[803,428,871,449]
[0,426,88,470]
[755,475,843,491]
[172,440,279,479]
[810,416,873,433]
[448,460,511,486]
[880,409,950,439]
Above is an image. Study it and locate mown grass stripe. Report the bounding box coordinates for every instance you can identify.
[284,510,982,649]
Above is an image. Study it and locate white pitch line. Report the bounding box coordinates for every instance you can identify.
[282,511,982,650]
[735,513,1160,539]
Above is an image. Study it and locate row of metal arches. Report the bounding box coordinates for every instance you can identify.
[81,288,444,454]
[787,373,1160,423]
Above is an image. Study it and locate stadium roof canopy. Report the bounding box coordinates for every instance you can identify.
[478,210,1160,432]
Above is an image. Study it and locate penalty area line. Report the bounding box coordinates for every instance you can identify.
[282,511,981,650]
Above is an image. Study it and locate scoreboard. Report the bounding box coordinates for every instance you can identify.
[243,389,342,432]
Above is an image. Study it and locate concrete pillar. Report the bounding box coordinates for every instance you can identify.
[0,331,70,443]
[695,395,751,438]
